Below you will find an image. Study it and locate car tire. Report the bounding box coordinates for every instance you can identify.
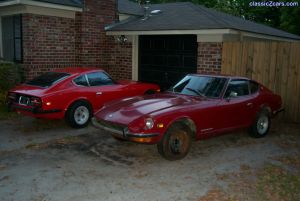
[249,109,271,138]
[65,101,92,128]
[157,123,192,161]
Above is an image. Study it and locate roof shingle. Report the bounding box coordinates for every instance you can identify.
[114,1,300,40]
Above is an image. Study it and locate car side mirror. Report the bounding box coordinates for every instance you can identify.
[226,91,238,102]
[229,91,238,98]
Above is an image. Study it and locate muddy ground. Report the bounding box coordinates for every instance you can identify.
[0,116,299,201]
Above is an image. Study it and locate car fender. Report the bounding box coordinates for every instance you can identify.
[64,97,92,112]
[158,115,197,140]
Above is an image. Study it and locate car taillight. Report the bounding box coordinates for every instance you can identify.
[30,97,42,107]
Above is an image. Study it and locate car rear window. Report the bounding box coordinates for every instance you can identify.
[26,72,70,87]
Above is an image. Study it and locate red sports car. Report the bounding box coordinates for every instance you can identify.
[92,74,283,160]
[7,68,160,128]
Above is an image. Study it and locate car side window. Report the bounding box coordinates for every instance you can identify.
[73,75,89,86]
[250,81,259,94]
[224,79,250,98]
[87,72,114,86]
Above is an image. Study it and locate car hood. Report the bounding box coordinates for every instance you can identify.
[10,84,49,97]
[94,93,199,125]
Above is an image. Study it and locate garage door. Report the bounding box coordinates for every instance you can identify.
[139,35,197,90]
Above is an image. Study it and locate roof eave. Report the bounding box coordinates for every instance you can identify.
[105,28,300,42]
[0,0,83,12]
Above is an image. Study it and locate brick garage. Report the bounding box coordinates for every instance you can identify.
[22,14,76,78]
[1,0,299,86]
[197,42,222,74]
[20,0,118,80]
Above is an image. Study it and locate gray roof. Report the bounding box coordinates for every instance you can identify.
[114,1,300,40]
[0,0,83,8]
[118,0,143,16]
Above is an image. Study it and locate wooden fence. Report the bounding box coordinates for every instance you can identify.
[221,42,300,123]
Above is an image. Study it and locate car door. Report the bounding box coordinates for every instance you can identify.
[73,71,126,112]
[86,72,129,110]
[216,79,254,130]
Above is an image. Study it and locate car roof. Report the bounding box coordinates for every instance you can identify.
[189,73,251,80]
[54,67,104,75]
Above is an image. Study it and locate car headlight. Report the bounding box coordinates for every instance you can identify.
[145,118,154,130]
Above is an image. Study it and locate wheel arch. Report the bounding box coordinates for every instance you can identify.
[65,98,93,114]
[259,104,272,115]
[165,117,197,140]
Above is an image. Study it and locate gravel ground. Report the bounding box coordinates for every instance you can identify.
[0,116,299,201]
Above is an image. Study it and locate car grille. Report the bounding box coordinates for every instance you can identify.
[96,119,127,134]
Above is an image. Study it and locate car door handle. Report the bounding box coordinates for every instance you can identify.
[247,102,253,106]
[96,92,102,95]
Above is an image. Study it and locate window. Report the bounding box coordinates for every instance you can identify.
[224,80,250,98]
[250,81,259,94]
[171,75,227,98]
[73,75,89,86]
[1,15,22,62]
[26,72,70,88]
[86,72,114,86]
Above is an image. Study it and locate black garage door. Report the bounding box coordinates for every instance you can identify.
[139,35,197,90]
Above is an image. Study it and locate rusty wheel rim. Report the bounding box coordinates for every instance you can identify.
[169,130,189,155]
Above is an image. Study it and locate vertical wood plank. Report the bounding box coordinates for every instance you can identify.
[246,42,254,79]
[220,41,300,122]
[268,42,278,92]
[240,42,248,77]
[295,44,300,122]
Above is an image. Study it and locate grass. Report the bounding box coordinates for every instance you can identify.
[26,136,83,150]
[257,163,300,201]
[209,158,300,201]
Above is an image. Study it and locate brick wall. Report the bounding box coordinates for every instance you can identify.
[22,14,76,79]
[22,0,118,80]
[197,42,223,74]
[75,0,116,69]
[106,40,132,80]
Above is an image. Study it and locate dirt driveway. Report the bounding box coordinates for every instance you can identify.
[0,116,299,201]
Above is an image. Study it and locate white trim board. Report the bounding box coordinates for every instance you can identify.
[106,29,235,36]
[0,5,78,19]
[0,0,83,12]
[131,35,138,81]
[106,29,299,42]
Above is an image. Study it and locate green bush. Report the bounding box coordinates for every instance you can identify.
[0,61,24,91]
[0,90,7,106]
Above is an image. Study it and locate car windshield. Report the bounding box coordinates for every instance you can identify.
[170,75,227,98]
[26,72,70,87]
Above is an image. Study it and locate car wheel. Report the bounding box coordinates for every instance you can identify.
[157,123,191,161]
[249,109,271,138]
[65,101,92,128]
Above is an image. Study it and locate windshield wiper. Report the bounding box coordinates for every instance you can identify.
[186,87,206,97]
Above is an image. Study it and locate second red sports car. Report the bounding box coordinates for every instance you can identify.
[7,67,160,128]
[92,74,283,160]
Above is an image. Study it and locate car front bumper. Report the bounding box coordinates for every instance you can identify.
[91,117,160,144]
